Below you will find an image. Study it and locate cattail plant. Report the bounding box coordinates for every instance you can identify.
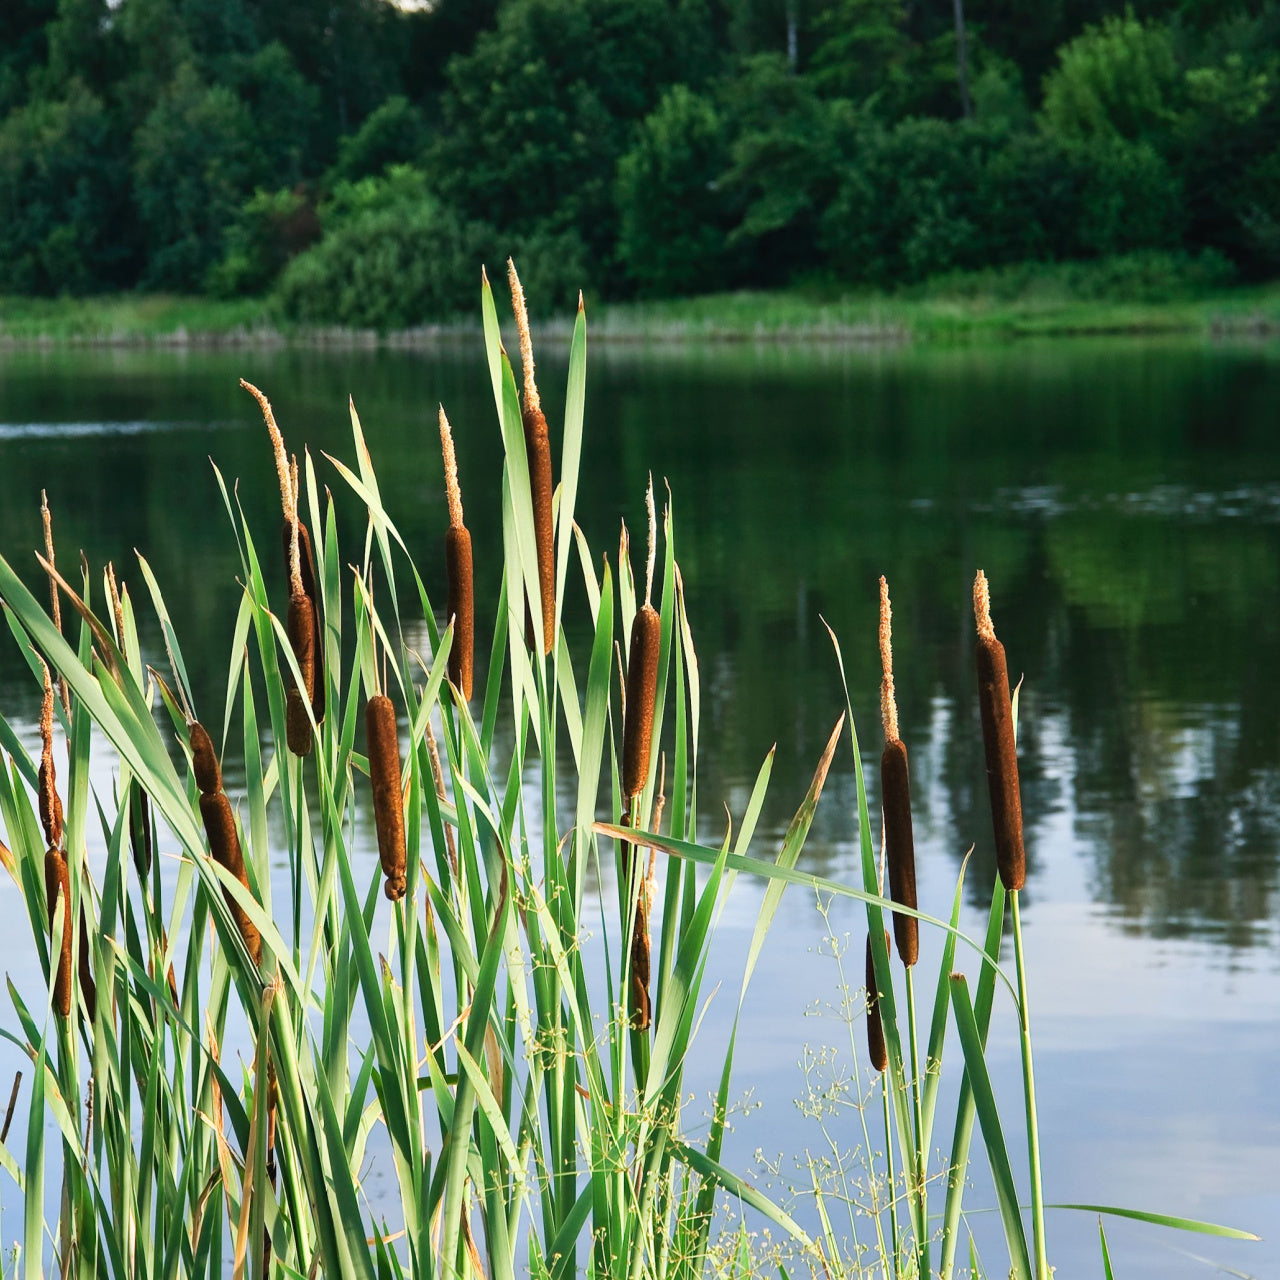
[439,406,474,701]
[508,259,555,656]
[621,479,661,1030]
[878,576,918,967]
[241,380,320,754]
[191,720,262,966]
[973,569,1049,1280]
[38,664,73,1019]
[973,570,1025,892]
[366,689,407,901]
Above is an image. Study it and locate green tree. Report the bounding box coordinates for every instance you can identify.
[330,94,427,183]
[615,84,739,295]
[0,80,134,293]
[428,0,719,272]
[132,61,257,289]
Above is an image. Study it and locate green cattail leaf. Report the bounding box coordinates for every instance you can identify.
[554,295,587,638]
[1099,1221,1115,1280]
[1049,1204,1259,1240]
[948,973,1034,1280]
[921,854,969,1154]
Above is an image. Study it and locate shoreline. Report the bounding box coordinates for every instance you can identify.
[3,283,1280,349]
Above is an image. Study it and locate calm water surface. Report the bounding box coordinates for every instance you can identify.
[0,337,1277,1277]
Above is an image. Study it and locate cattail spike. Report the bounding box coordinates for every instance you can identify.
[289,457,302,597]
[200,792,262,965]
[241,380,295,524]
[41,493,70,714]
[285,593,316,756]
[974,571,1026,891]
[622,602,661,798]
[507,258,540,414]
[37,660,63,849]
[882,738,918,965]
[439,407,464,530]
[44,846,72,1018]
[189,721,222,795]
[644,475,657,607]
[367,694,407,901]
[865,933,888,1072]
[879,575,899,744]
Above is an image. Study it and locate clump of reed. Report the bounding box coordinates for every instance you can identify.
[439,406,474,701]
[241,378,323,754]
[190,719,262,966]
[509,258,556,656]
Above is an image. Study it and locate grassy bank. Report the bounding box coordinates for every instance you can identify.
[5,268,1280,347]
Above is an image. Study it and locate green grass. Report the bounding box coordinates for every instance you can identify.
[6,256,1280,346]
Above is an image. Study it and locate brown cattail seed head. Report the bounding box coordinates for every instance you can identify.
[445,526,474,701]
[865,933,888,1073]
[285,593,316,756]
[881,738,918,966]
[974,572,1026,892]
[44,846,72,1018]
[523,402,556,656]
[281,517,325,722]
[622,605,661,797]
[190,721,222,796]
[366,694,407,901]
[37,663,62,848]
[199,791,262,966]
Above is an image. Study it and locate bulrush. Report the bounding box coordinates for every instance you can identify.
[621,480,661,1030]
[622,479,661,800]
[865,933,888,1073]
[38,665,72,1019]
[508,259,555,655]
[366,691,407,901]
[973,571,1026,892]
[439,406,474,700]
[240,380,320,753]
[191,721,262,966]
[879,576,918,967]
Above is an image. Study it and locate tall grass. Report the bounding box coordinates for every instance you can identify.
[0,271,1262,1280]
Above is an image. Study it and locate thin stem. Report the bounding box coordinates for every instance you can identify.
[1011,890,1049,1280]
[882,1075,900,1278]
[905,966,929,1279]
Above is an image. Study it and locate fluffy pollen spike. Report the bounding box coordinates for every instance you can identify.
[507,257,540,414]
[241,379,295,524]
[879,575,899,744]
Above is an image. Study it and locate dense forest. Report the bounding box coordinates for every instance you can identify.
[3,0,1280,323]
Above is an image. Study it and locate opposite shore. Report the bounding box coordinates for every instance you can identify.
[5,276,1280,349]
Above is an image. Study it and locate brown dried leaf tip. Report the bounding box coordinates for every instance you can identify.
[367,693,407,901]
[440,407,474,701]
[508,258,555,656]
[878,577,917,967]
[973,570,1026,891]
[191,720,262,967]
[865,933,888,1073]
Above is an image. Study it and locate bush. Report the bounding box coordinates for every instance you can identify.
[207,186,321,297]
[615,84,739,297]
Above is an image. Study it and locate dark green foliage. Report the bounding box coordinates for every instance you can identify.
[208,186,320,297]
[0,81,134,293]
[615,85,739,296]
[330,95,427,183]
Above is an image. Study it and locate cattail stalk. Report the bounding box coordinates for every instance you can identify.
[191,721,262,966]
[440,407,474,700]
[622,480,661,799]
[973,571,1025,891]
[879,577,918,967]
[367,694,407,901]
[242,380,323,748]
[508,259,555,655]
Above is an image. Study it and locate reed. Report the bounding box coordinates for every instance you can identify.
[508,258,555,655]
[191,720,262,966]
[973,569,1025,892]
[439,406,474,700]
[366,692,407,901]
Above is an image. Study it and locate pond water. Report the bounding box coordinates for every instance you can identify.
[0,336,1276,1278]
